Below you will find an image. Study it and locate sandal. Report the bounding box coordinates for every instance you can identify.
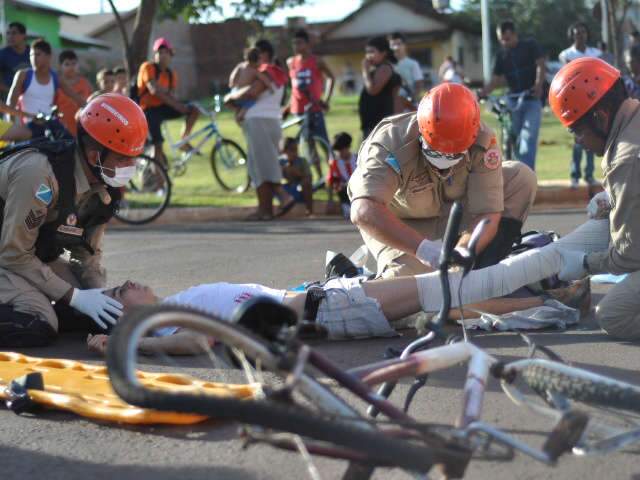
[275,199,296,218]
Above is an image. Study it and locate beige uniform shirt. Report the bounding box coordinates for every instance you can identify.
[587,98,640,274]
[348,112,504,267]
[0,149,109,301]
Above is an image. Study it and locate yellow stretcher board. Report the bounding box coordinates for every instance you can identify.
[0,351,260,425]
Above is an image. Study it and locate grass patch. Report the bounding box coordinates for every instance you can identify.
[161,95,592,208]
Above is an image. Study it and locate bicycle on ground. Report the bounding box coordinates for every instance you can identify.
[106,202,640,478]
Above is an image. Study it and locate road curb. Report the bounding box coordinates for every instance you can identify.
[111,182,601,227]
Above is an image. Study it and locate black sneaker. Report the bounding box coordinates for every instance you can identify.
[325,252,359,279]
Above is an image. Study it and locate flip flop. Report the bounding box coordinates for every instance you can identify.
[275,199,296,218]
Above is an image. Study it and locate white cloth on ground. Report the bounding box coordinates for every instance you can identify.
[463,299,579,331]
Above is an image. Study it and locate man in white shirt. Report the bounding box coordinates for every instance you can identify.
[389,32,424,108]
[558,22,601,188]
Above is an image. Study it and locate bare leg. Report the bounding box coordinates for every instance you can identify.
[361,277,545,322]
[181,107,199,139]
[256,182,274,217]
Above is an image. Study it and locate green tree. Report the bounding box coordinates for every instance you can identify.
[457,0,598,59]
[109,0,304,77]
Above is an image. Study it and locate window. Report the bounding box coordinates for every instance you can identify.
[413,48,432,67]
[457,46,464,66]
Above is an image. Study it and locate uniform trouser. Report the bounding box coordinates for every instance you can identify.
[0,258,87,347]
[533,218,640,340]
[380,161,537,278]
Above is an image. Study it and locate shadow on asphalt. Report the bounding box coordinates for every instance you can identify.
[0,445,255,480]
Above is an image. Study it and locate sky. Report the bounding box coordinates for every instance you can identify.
[38,0,366,26]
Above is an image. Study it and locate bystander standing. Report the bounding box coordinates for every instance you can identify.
[56,50,92,136]
[0,22,29,98]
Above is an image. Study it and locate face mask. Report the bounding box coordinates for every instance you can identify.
[420,138,466,170]
[96,154,136,187]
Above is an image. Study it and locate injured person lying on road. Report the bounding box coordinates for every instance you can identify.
[87,230,598,356]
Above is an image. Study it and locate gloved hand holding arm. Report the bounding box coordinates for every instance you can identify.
[69,288,123,330]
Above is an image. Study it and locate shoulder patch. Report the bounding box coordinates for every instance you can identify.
[35,184,52,205]
[483,138,501,170]
[385,154,401,174]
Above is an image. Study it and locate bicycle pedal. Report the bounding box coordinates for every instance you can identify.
[543,410,589,462]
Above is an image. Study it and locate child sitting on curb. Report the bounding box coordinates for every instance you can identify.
[279,137,314,216]
[328,132,357,218]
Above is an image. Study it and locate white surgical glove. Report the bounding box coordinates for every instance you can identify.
[556,247,588,282]
[587,191,611,219]
[69,288,123,330]
[416,239,443,269]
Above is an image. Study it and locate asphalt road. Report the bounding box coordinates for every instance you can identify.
[1,210,640,480]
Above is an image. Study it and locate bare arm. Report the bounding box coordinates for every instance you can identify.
[413,79,425,99]
[362,62,393,96]
[317,57,335,105]
[229,64,242,88]
[145,78,187,113]
[533,57,546,98]
[137,331,215,356]
[456,212,501,253]
[226,75,269,101]
[7,70,25,110]
[350,197,426,257]
[58,77,87,108]
[480,74,505,97]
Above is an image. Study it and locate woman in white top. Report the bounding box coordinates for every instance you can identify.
[225,39,294,221]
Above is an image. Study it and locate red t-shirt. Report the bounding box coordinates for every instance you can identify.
[289,55,324,114]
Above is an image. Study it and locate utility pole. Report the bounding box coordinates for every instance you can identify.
[601,0,609,48]
[481,0,492,85]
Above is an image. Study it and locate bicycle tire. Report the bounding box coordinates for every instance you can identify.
[107,305,467,474]
[210,138,250,193]
[514,359,640,413]
[114,155,172,225]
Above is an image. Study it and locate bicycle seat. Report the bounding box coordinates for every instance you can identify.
[232,297,299,342]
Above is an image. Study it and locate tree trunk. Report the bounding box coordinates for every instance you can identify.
[128,0,158,76]
[106,0,132,76]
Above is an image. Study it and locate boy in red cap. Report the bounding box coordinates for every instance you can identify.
[136,37,199,168]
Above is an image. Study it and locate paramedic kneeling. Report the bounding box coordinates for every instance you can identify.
[549,57,640,340]
[348,83,537,278]
[0,93,148,348]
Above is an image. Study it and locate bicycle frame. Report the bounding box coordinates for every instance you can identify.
[289,339,561,465]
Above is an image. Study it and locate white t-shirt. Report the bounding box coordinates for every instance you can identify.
[154,282,287,337]
[558,45,602,64]
[394,57,423,94]
[244,84,284,120]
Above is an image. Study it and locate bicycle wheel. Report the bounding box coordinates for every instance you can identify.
[300,135,331,189]
[107,305,466,474]
[210,138,250,193]
[114,155,171,225]
[511,359,640,413]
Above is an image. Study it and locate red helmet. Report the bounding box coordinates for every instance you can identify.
[417,83,480,154]
[79,93,148,157]
[548,57,621,128]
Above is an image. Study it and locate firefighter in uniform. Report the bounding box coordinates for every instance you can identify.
[0,93,148,347]
[348,83,537,278]
[549,57,640,339]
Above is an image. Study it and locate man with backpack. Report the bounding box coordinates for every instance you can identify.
[135,37,199,168]
[0,93,148,348]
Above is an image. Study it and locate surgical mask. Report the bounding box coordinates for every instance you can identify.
[420,138,466,170]
[97,154,136,187]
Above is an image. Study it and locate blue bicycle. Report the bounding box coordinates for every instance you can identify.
[161,96,250,193]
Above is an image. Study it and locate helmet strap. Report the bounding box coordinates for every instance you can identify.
[77,125,111,186]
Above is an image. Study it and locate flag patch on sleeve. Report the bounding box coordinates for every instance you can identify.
[35,184,53,205]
